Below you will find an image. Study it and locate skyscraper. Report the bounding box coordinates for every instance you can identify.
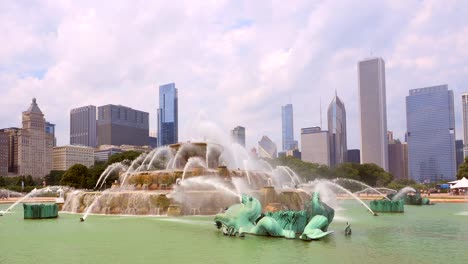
[45,122,56,146]
[406,85,456,182]
[0,130,8,175]
[97,104,149,146]
[462,93,468,157]
[70,105,97,147]
[456,139,464,169]
[388,139,408,180]
[258,136,277,159]
[281,104,297,151]
[157,83,178,146]
[4,99,54,178]
[347,149,360,164]
[358,57,388,170]
[300,127,330,166]
[327,93,347,166]
[231,126,246,147]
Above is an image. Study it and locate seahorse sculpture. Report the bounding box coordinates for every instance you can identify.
[214,192,334,240]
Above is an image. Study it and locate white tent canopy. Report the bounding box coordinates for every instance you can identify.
[448,179,459,184]
[450,177,468,189]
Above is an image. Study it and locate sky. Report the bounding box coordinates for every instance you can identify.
[1,0,468,150]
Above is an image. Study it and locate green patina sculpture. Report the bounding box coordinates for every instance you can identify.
[387,192,433,206]
[214,192,334,240]
[370,199,404,213]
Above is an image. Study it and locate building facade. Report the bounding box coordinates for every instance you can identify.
[406,85,456,182]
[52,145,95,171]
[231,126,246,147]
[456,139,464,169]
[0,130,9,175]
[70,105,97,147]
[45,122,56,147]
[327,94,347,166]
[97,105,149,146]
[347,149,360,164]
[157,83,178,146]
[358,57,388,170]
[94,147,123,162]
[301,127,330,166]
[5,99,54,178]
[281,104,297,151]
[462,93,468,157]
[388,140,408,180]
[258,136,277,159]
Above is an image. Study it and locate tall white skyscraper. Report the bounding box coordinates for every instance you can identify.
[358,57,388,170]
[462,93,468,157]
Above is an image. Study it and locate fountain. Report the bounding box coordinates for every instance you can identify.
[0,186,67,217]
[56,120,384,224]
[385,186,432,205]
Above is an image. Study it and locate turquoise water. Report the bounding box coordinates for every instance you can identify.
[1,202,467,264]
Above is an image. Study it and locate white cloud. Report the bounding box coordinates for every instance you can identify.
[0,0,468,152]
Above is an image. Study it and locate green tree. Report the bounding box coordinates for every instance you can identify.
[456,157,468,179]
[357,163,393,186]
[25,175,35,186]
[45,170,65,186]
[0,176,5,186]
[108,151,141,165]
[333,163,360,180]
[60,164,91,188]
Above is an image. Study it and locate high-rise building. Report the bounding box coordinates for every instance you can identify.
[97,105,149,146]
[70,105,97,147]
[157,83,178,146]
[388,140,408,180]
[281,104,297,151]
[462,93,468,157]
[0,130,9,175]
[258,136,277,159]
[52,145,95,171]
[327,93,347,166]
[45,122,56,146]
[301,127,330,166]
[4,99,54,178]
[406,85,456,182]
[231,126,246,147]
[149,131,158,148]
[347,149,360,164]
[358,57,388,170]
[456,139,464,169]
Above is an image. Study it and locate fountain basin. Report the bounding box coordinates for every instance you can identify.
[370,199,404,213]
[23,203,58,219]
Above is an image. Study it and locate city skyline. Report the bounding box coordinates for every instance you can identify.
[1,1,468,151]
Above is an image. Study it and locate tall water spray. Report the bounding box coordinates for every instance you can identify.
[392,187,417,201]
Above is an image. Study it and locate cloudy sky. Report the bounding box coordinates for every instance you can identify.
[1,0,468,150]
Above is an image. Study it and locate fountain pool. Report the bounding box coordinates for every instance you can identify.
[0,201,467,264]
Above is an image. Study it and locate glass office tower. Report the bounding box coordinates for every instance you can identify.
[406,85,456,182]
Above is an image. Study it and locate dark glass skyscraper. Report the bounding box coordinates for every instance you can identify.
[70,105,97,147]
[97,104,149,146]
[406,85,456,182]
[281,104,297,151]
[157,83,178,146]
[327,93,347,166]
[231,126,246,147]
